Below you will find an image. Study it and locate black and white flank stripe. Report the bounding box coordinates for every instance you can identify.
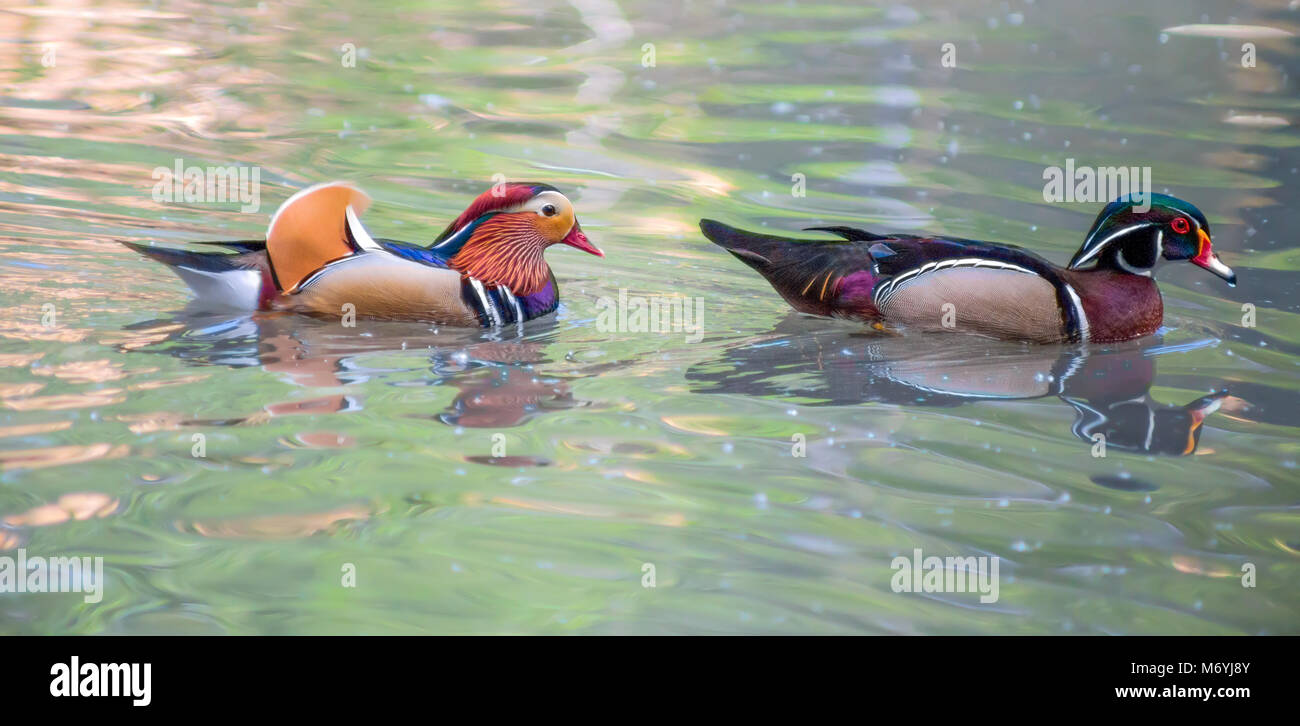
[462,276,525,328]
[872,257,1039,308]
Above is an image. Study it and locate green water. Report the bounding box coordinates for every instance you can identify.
[1,0,1297,634]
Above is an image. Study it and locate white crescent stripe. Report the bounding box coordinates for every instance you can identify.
[345,205,382,252]
[468,277,500,326]
[501,286,524,323]
[1062,282,1090,342]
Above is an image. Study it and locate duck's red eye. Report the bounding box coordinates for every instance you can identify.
[1171,217,1190,235]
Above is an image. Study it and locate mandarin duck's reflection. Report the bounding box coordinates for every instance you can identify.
[686,315,1227,456]
[82,312,589,544]
[117,309,586,428]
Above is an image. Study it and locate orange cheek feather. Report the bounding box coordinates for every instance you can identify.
[533,209,575,243]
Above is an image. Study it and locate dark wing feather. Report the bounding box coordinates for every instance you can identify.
[376,238,454,268]
[802,226,891,242]
[185,239,267,254]
[119,240,252,271]
[700,220,879,315]
[701,219,1069,323]
[857,235,1052,277]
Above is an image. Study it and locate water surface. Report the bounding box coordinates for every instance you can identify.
[1,0,1298,634]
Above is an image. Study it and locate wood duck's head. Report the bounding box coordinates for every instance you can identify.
[1069,194,1235,286]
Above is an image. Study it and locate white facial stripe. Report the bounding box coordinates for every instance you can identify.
[513,190,572,216]
[524,190,577,240]
[1072,221,1158,268]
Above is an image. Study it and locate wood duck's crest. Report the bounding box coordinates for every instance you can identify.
[1070,193,1234,286]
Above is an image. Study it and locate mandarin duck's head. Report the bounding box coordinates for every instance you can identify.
[1069,193,1235,286]
[437,183,602,296]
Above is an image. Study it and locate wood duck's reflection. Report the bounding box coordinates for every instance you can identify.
[118,309,587,429]
[686,315,1228,456]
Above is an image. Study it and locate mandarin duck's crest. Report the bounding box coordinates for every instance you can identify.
[121,180,601,327]
[431,183,600,297]
[701,193,1235,344]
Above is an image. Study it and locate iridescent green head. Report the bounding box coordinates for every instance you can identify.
[1069,194,1234,286]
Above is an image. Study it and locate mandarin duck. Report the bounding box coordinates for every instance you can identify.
[122,181,602,325]
[700,194,1235,343]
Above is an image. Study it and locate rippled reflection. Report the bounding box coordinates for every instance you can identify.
[687,314,1254,456]
[119,309,593,433]
[0,0,1296,635]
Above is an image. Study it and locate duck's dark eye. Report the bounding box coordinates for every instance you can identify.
[1171,217,1190,235]
[541,204,558,217]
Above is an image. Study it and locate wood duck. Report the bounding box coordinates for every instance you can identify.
[700,194,1235,343]
[122,181,603,326]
